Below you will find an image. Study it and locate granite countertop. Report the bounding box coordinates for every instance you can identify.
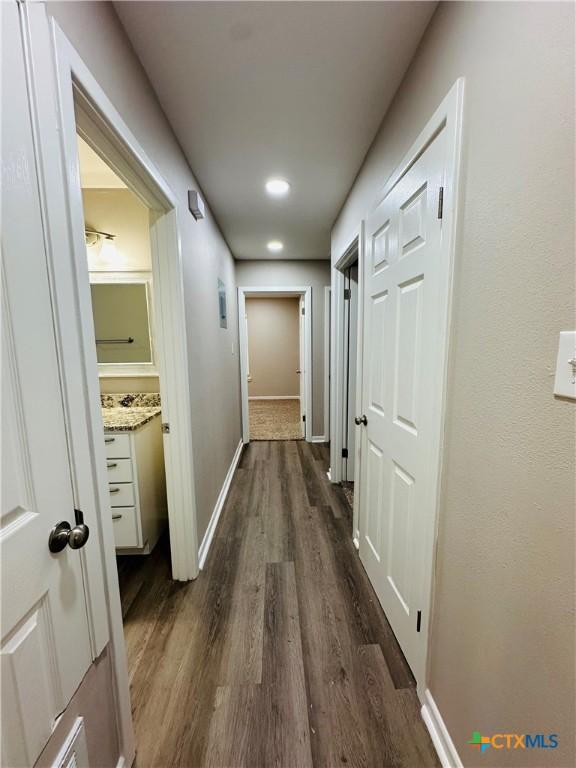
[101,393,162,433]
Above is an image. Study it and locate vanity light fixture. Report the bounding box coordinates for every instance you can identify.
[85,228,116,247]
[267,240,284,253]
[265,178,290,198]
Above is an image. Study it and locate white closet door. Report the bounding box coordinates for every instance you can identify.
[358,129,446,674]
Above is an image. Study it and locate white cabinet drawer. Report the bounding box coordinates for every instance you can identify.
[108,482,135,507]
[106,458,132,483]
[111,506,141,548]
[104,433,131,459]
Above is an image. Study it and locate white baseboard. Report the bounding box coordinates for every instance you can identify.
[421,689,463,768]
[248,395,300,400]
[198,439,243,569]
[311,435,327,443]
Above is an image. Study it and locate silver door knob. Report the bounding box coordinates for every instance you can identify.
[354,415,368,426]
[49,509,90,553]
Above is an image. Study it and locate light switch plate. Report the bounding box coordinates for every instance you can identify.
[553,331,576,399]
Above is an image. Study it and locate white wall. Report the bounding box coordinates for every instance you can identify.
[48,1,242,543]
[236,260,331,437]
[333,3,575,766]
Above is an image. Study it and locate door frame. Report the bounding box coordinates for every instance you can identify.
[73,102,199,583]
[329,227,365,500]
[330,227,365,542]
[323,286,331,443]
[238,286,313,443]
[358,78,465,696]
[298,295,306,434]
[52,22,200,581]
[53,22,199,581]
[24,8,201,764]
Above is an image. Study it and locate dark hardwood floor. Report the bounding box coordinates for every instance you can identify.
[117,441,440,768]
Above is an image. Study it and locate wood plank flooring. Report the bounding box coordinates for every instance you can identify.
[117,441,439,768]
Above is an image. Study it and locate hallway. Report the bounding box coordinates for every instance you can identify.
[3,2,575,765]
[118,441,439,767]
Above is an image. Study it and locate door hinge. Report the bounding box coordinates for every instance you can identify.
[161,422,170,434]
[301,306,305,316]
[437,187,444,220]
[302,414,306,423]
[344,288,351,300]
[416,610,422,632]
[342,447,348,459]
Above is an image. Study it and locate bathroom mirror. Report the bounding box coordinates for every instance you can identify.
[90,274,156,376]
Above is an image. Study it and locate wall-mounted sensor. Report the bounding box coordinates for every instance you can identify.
[188,190,205,220]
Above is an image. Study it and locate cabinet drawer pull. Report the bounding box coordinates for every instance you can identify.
[107,462,117,469]
[109,487,120,494]
[112,513,122,520]
[105,437,115,444]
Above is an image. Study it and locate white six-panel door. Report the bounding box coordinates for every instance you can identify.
[358,129,447,676]
[1,4,93,765]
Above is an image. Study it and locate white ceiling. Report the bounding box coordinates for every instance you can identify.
[114,2,436,260]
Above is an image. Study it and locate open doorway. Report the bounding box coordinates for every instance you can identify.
[238,286,312,443]
[245,295,303,440]
[331,236,362,495]
[77,134,171,601]
[342,262,359,504]
[26,23,202,762]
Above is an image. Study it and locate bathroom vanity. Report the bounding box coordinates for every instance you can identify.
[102,394,167,554]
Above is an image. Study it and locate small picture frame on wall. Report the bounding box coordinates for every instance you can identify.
[218,278,227,328]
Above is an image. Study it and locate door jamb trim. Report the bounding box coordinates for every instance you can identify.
[323,286,331,443]
[330,229,363,487]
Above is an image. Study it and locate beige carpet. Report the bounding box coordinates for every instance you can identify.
[249,398,302,441]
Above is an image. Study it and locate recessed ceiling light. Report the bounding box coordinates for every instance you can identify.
[265,178,290,197]
[267,240,284,253]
